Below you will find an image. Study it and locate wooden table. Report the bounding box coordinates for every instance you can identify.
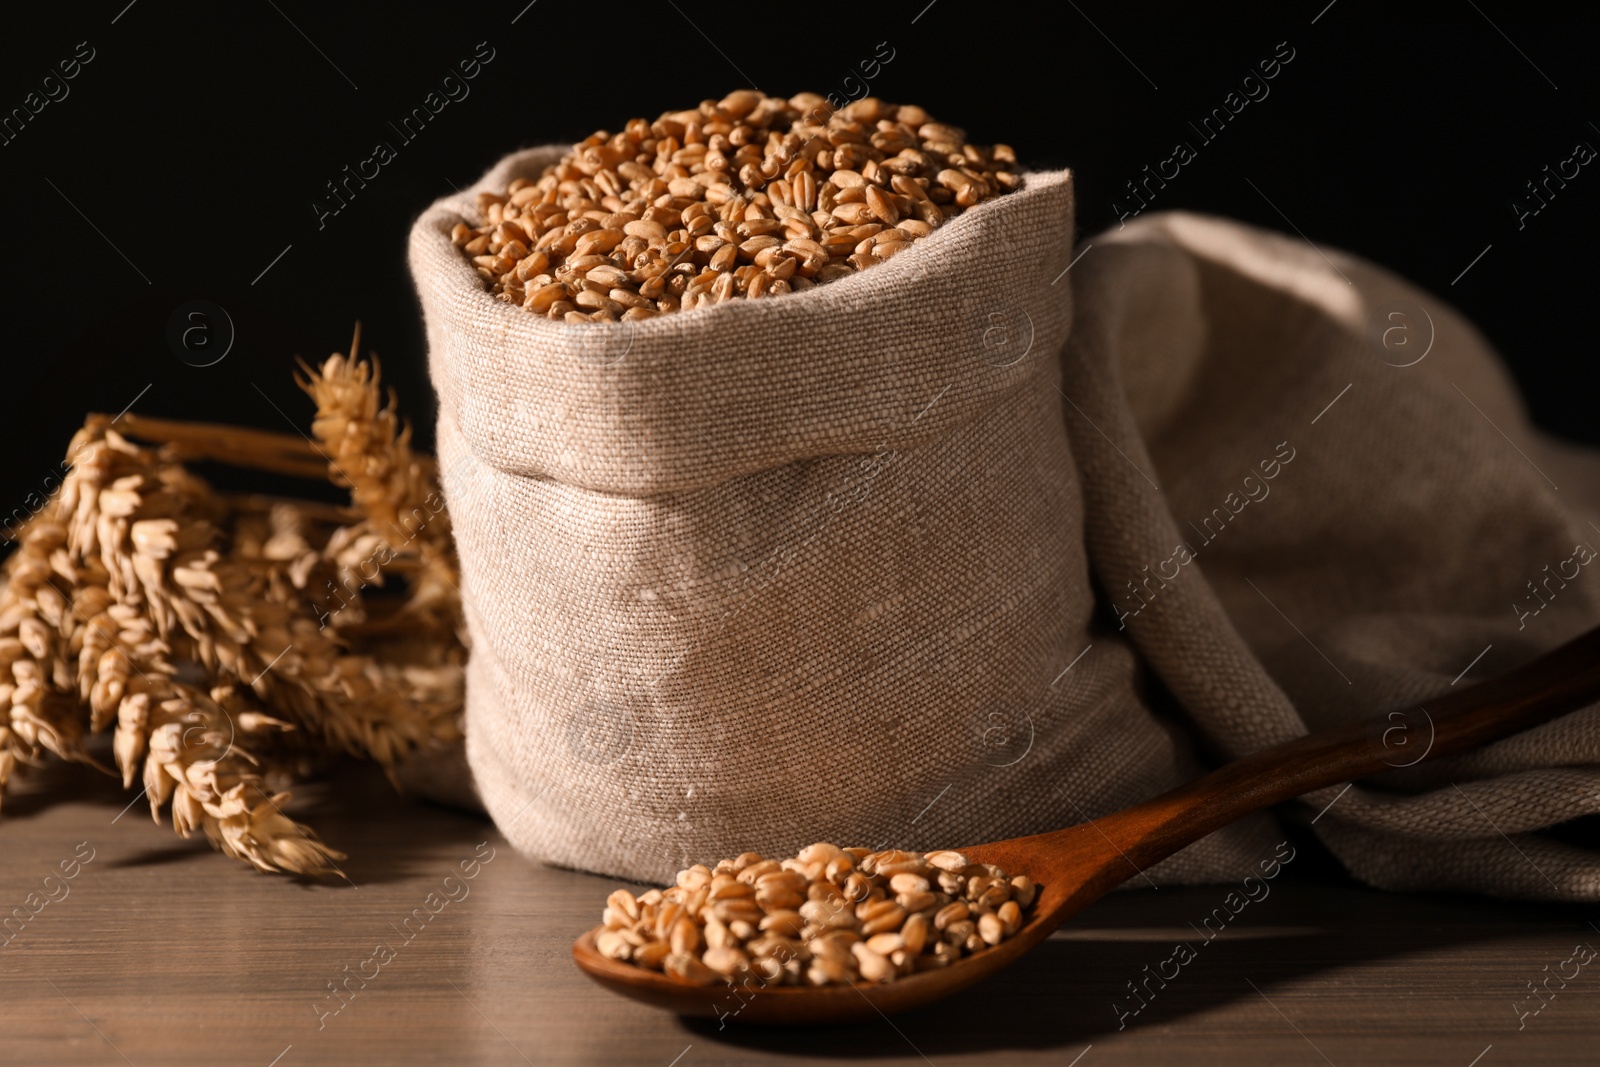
[3,759,1596,1066]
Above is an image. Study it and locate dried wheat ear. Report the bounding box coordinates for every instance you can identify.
[0,328,466,876]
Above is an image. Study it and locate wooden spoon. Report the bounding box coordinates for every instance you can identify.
[574,624,1600,1024]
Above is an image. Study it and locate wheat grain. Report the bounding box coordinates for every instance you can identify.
[589,843,1035,986]
[453,91,1022,320]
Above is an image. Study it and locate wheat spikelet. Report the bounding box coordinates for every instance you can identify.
[0,332,465,875]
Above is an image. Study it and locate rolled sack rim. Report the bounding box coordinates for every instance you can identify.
[410,144,1074,494]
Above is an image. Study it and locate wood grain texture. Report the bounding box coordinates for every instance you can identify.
[2,757,1598,1065]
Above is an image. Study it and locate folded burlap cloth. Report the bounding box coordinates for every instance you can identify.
[1066,211,1600,900]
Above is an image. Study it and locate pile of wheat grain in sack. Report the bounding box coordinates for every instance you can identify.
[413,89,1600,900]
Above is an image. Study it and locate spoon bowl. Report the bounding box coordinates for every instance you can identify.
[574,624,1600,1023]
[571,825,1112,1025]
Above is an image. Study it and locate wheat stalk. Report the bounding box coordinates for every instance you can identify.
[0,331,465,876]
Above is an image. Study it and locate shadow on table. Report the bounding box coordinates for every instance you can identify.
[686,867,1596,1058]
[2,755,126,818]
[5,752,493,888]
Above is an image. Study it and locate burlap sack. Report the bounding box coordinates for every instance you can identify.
[1065,212,1600,900]
[410,147,1274,884]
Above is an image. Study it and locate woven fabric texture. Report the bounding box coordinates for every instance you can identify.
[412,149,1273,884]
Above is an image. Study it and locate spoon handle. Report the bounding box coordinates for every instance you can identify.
[1104,624,1600,871]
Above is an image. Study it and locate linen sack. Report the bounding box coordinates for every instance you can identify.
[1065,211,1600,900]
[409,146,1276,884]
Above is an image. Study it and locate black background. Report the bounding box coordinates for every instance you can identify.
[2,1,1595,519]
